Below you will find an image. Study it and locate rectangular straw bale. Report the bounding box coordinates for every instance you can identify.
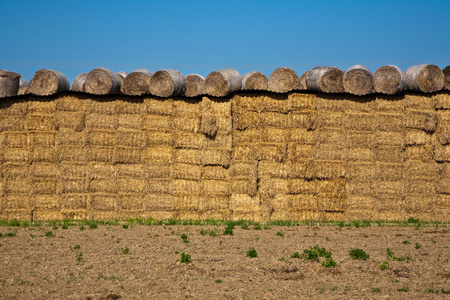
[316,96,346,112]
[143,194,175,211]
[375,162,404,181]
[290,194,317,211]
[232,94,263,112]
[230,194,260,211]
[0,100,27,116]
[146,130,173,146]
[0,116,26,131]
[289,160,314,179]
[346,131,374,148]
[260,178,288,194]
[3,148,29,163]
[261,95,291,113]
[405,145,434,162]
[3,163,29,178]
[316,195,346,212]
[287,143,314,161]
[375,113,404,132]
[316,179,345,196]
[260,112,289,128]
[174,211,201,220]
[345,195,376,216]
[202,195,230,210]
[56,111,85,131]
[290,128,315,144]
[142,211,174,220]
[234,129,262,144]
[4,178,31,194]
[173,163,202,180]
[56,95,87,112]
[174,131,206,149]
[33,210,62,221]
[61,194,89,210]
[115,146,142,164]
[117,163,143,179]
[0,209,32,221]
[85,113,117,130]
[204,97,232,116]
[59,178,88,194]
[233,110,261,130]
[117,193,144,210]
[203,209,231,221]
[345,112,374,131]
[258,161,289,179]
[202,166,229,180]
[262,127,290,143]
[33,195,60,209]
[116,98,144,114]
[315,144,346,161]
[116,130,145,148]
[374,146,405,163]
[347,148,374,162]
[231,144,256,161]
[1,195,30,209]
[117,178,145,193]
[316,128,346,144]
[313,160,345,179]
[28,98,56,114]
[437,179,450,194]
[57,146,86,162]
[405,129,431,145]
[32,178,58,194]
[86,129,115,146]
[2,131,28,148]
[215,116,232,135]
[172,116,200,132]
[31,163,60,178]
[375,95,405,112]
[86,99,116,114]
[86,145,114,162]
[118,114,142,130]
[144,97,173,115]
[231,179,257,195]
[173,148,201,165]
[289,92,316,111]
[88,162,115,179]
[375,195,403,216]
[31,146,56,163]
[404,94,435,110]
[205,133,232,149]
[29,131,56,147]
[173,99,201,116]
[255,143,286,162]
[346,181,373,196]
[203,180,230,195]
[90,178,117,193]
[144,146,173,163]
[373,181,405,196]
[433,144,450,162]
[143,114,172,130]
[230,161,257,178]
[271,194,291,211]
[316,112,345,129]
[202,149,231,167]
[174,195,203,211]
[406,161,441,179]
[374,131,405,147]
[405,110,437,132]
[345,162,376,182]
[91,211,121,221]
[403,195,436,217]
[56,128,85,146]
[406,179,436,194]
[173,179,201,195]
[435,93,450,110]
[145,163,171,179]
[90,193,117,210]
[26,114,56,131]
[289,179,316,194]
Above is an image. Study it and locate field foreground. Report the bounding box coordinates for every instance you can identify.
[0,219,449,299]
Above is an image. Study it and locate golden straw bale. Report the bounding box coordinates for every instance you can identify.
[347,148,374,162]
[143,114,172,131]
[271,194,291,211]
[373,180,405,197]
[345,195,376,217]
[231,179,257,195]
[173,179,201,195]
[116,130,145,148]
[289,92,316,111]
[173,98,201,116]
[255,143,286,162]
[0,209,32,221]
[316,128,346,144]
[374,131,405,147]
[230,193,260,211]
[289,160,314,179]
[215,115,232,135]
[173,163,202,180]
[262,178,288,194]
[116,163,143,179]
[232,94,263,112]
[345,162,376,182]
[173,148,201,165]
[61,209,89,220]
[375,113,404,132]
[174,211,202,220]
[174,131,205,149]
[145,163,171,179]
[202,166,229,180]
[56,95,87,112]
[90,193,117,210]
[289,112,316,130]
[287,143,315,161]
[2,131,28,148]
[404,94,436,110]
[85,113,117,130]
[230,161,257,178]
[290,194,317,211]
[316,112,345,129]
[403,195,435,215]
[144,97,173,115]
[203,180,230,195]
[433,144,450,162]
[435,126,450,145]
[313,160,345,179]
[29,131,56,147]
[0,99,27,115]
[406,129,431,145]
[143,194,175,211]
[233,129,262,144]
[405,110,437,132]
[406,161,441,179]
[203,209,231,220]
[202,195,230,210]
[261,94,290,113]
[27,98,56,114]
[57,146,86,162]
[60,178,88,194]
[375,95,405,112]
[289,128,315,145]
[85,145,114,162]
[61,194,89,210]
[146,131,173,146]
[374,147,405,163]
[91,211,120,221]
[26,114,56,131]
[435,92,450,110]
[200,114,217,137]
[33,195,60,209]
[316,96,347,112]
[202,149,231,167]
[4,178,30,195]
[31,146,56,163]
[116,98,144,114]
[317,195,346,212]
[86,99,116,114]
[174,195,203,211]
[375,162,404,181]
[407,179,436,194]
[172,116,200,132]
[233,110,261,130]
[32,178,58,194]
[289,179,316,194]
[33,210,62,221]
[56,128,85,146]
[437,179,450,194]
[3,148,29,163]
[1,195,30,210]
[0,116,26,131]
[345,112,375,131]
[116,193,144,210]
[117,178,145,193]
[3,163,29,178]
[260,112,289,128]
[55,111,85,131]
[258,161,290,179]
[90,177,117,193]
[86,129,115,146]
[405,145,434,162]
[205,133,232,149]
[262,127,290,143]
[118,114,142,130]
[144,146,173,163]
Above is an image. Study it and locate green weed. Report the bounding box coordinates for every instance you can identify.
[379,260,389,270]
[397,286,409,292]
[321,257,337,267]
[76,252,84,263]
[119,247,130,255]
[215,279,222,283]
[415,243,421,249]
[371,288,381,293]
[290,252,301,259]
[276,230,284,237]
[180,233,190,243]
[246,248,258,258]
[45,231,53,237]
[301,245,331,260]
[179,252,191,264]
[223,224,234,235]
[402,240,411,244]
[349,248,369,260]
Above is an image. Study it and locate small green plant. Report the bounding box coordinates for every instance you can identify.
[179,252,191,264]
[253,223,262,230]
[386,248,409,261]
[415,243,421,249]
[180,233,189,243]
[379,260,389,270]
[371,288,381,293]
[62,224,68,230]
[301,245,331,260]
[321,257,337,268]
[76,252,84,263]
[290,252,301,258]
[52,225,58,230]
[215,279,222,283]
[5,231,16,237]
[79,225,85,231]
[431,238,436,244]
[7,219,21,227]
[223,224,234,236]
[45,231,53,237]
[402,240,411,244]
[349,248,369,260]
[122,224,129,229]
[397,286,409,292]
[278,257,285,261]
[276,230,284,237]
[246,248,258,258]
[426,288,439,294]
[441,288,449,294]
[263,224,271,230]
[325,236,330,241]
[241,223,249,230]
[119,247,130,255]
[71,244,80,250]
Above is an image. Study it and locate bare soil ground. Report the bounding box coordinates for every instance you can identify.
[0,221,449,299]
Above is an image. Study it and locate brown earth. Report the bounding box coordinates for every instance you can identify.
[0,222,448,299]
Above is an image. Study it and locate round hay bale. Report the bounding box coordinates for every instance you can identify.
[343,65,373,96]
[71,72,88,92]
[28,69,69,96]
[185,74,205,97]
[149,69,185,97]
[299,71,309,90]
[374,65,404,95]
[122,68,153,96]
[0,70,21,98]
[404,64,444,93]
[204,68,242,97]
[18,78,28,95]
[116,71,127,87]
[441,65,450,91]
[241,71,268,91]
[268,67,300,93]
[306,66,344,93]
[84,67,121,95]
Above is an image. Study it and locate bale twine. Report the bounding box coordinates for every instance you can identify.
[185,74,205,97]
[343,65,373,96]
[84,67,121,95]
[71,72,88,92]
[442,65,450,91]
[241,71,268,91]
[18,78,29,96]
[404,64,444,93]
[122,68,153,96]
[149,69,185,97]
[28,69,69,96]
[0,69,21,98]
[204,68,242,97]
[268,67,300,93]
[306,66,344,93]
[374,65,404,95]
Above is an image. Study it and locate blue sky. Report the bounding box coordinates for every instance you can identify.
[1,0,449,83]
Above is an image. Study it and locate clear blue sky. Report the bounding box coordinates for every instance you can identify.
[1,0,449,83]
